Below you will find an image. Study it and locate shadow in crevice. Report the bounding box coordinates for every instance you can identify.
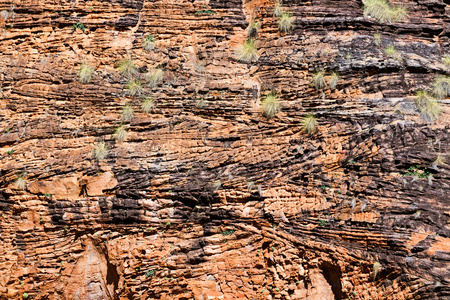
[320,262,343,300]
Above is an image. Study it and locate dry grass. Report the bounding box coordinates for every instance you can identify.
[278,12,295,32]
[125,79,143,97]
[114,126,127,142]
[237,38,259,62]
[16,174,27,190]
[432,75,450,99]
[363,0,408,23]
[261,92,281,119]
[302,114,318,135]
[329,71,339,89]
[415,90,442,122]
[93,142,108,161]
[143,35,155,51]
[141,97,154,113]
[312,71,326,90]
[117,58,137,78]
[148,68,164,88]
[122,103,134,122]
[78,62,94,83]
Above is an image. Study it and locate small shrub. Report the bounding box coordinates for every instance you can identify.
[148,68,164,88]
[122,103,134,121]
[114,126,127,142]
[237,38,259,62]
[143,34,155,51]
[141,97,154,113]
[145,269,156,278]
[7,149,14,155]
[72,22,85,31]
[78,62,94,83]
[384,45,401,60]
[23,293,29,299]
[373,262,381,281]
[93,142,108,161]
[329,71,339,89]
[312,71,326,90]
[278,12,295,32]
[261,92,281,119]
[273,1,282,17]
[302,114,318,135]
[222,229,236,236]
[117,58,137,78]
[432,75,450,100]
[16,174,27,190]
[415,90,442,122]
[404,165,430,179]
[373,33,382,46]
[443,54,450,66]
[362,0,407,23]
[125,79,143,97]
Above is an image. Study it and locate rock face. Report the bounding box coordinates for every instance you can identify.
[0,0,449,299]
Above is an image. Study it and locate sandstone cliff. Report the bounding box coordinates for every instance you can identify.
[0,0,449,299]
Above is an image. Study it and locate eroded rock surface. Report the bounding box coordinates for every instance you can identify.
[0,0,449,299]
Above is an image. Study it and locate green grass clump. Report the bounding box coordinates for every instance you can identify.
[114,126,127,142]
[93,142,108,161]
[122,103,134,121]
[432,75,450,100]
[143,34,155,51]
[141,97,154,113]
[148,68,164,88]
[274,1,282,17]
[78,62,94,83]
[415,90,442,122]
[329,71,339,89]
[117,58,137,78]
[16,174,27,190]
[443,54,450,66]
[373,33,382,46]
[125,79,143,97]
[261,92,281,119]
[237,38,259,62]
[278,12,295,32]
[302,114,318,135]
[362,0,407,23]
[312,71,326,90]
[384,45,401,60]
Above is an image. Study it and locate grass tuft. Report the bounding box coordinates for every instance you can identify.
[16,174,27,190]
[93,142,108,161]
[117,58,137,78]
[432,155,446,167]
[114,126,127,142]
[278,12,295,32]
[362,0,408,23]
[122,103,134,122]
[148,68,164,88]
[78,62,94,83]
[329,71,339,89]
[273,1,283,17]
[373,262,381,281]
[432,75,450,100]
[384,45,401,60]
[261,92,281,119]
[302,114,318,135]
[143,34,155,52]
[125,79,143,97]
[443,54,450,66]
[373,33,382,46]
[248,20,260,38]
[312,71,326,90]
[237,38,259,62]
[415,90,442,122]
[141,97,154,113]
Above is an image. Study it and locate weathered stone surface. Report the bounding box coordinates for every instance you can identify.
[0,0,449,299]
